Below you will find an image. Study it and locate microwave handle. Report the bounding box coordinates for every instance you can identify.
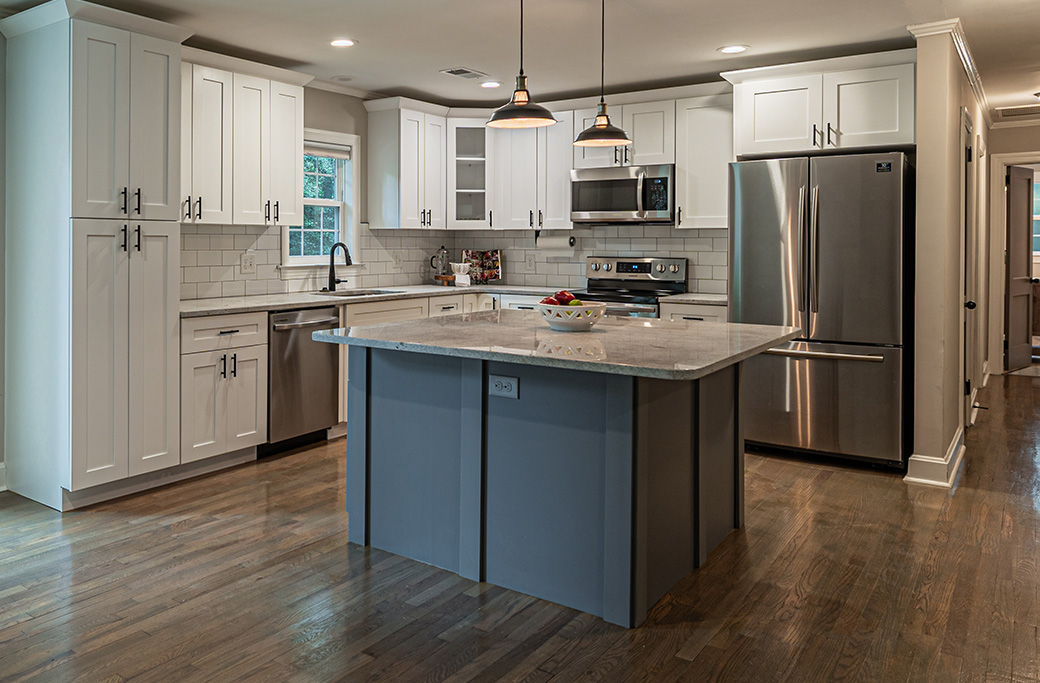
[636,171,645,217]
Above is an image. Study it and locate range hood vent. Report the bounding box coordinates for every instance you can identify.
[997,104,1040,119]
[439,66,490,80]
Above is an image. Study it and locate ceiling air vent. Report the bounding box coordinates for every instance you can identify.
[439,67,490,80]
[997,104,1040,119]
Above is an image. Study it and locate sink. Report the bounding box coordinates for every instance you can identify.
[312,289,404,297]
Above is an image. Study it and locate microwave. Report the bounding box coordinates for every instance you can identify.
[570,164,675,224]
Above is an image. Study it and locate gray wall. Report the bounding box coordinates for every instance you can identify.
[304,87,368,223]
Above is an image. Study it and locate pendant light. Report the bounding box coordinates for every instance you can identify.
[487,0,557,129]
[574,0,632,147]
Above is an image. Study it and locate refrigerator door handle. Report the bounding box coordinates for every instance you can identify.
[809,186,820,313]
[764,347,885,363]
[797,186,806,312]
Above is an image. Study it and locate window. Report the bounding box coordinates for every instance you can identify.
[282,130,360,270]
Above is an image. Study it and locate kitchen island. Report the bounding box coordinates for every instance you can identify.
[314,311,798,627]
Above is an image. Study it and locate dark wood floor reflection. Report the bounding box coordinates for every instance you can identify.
[2,375,1039,682]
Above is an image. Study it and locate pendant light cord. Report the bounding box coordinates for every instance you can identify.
[519,0,525,76]
[599,0,605,104]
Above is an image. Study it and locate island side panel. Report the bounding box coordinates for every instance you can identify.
[458,359,486,582]
[696,364,740,565]
[366,349,464,573]
[602,375,637,627]
[346,347,370,545]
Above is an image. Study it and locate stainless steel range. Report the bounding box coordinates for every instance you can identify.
[576,256,687,318]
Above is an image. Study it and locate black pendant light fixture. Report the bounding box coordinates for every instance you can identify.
[487,0,557,129]
[574,0,632,147]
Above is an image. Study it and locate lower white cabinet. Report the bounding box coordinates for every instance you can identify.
[659,302,728,323]
[180,313,268,463]
[463,293,497,312]
[430,295,464,316]
[498,294,544,310]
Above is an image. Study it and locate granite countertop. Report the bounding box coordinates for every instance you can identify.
[179,284,557,318]
[313,310,798,381]
[659,293,729,305]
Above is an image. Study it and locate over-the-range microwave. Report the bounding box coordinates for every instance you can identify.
[570,163,675,224]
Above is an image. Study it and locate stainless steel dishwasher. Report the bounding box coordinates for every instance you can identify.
[268,307,340,444]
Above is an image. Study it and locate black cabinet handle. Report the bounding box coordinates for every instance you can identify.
[624,147,630,165]
[265,200,270,222]
[135,225,141,251]
[196,196,202,220]
[120,187,128,214]
[538,210,543,227]
[120,225,127,251]
[217,329,240,335]
[826,124,834,146]
[529,210,534,228]
[231,353,237,378]
[682,316,704,321]
[274,201,280,223]
[677,206,682,226]
[420,209,426,227]
[134,188,141,214]
[185,195,192,220]
[220,354,227,379]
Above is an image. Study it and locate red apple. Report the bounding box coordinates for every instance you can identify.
[540,296,560,306]
[554,290,576,304]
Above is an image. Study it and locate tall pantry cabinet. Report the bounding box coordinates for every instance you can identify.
[1,2,191,510]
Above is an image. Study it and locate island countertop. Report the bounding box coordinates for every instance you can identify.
[314,310,799,381]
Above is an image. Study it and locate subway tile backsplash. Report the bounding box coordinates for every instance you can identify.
[179,222,729,300]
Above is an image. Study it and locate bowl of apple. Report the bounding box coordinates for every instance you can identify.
[534,291,606,332]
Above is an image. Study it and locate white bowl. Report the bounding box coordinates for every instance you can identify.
[450,262,470,275]
[534,301,606,332]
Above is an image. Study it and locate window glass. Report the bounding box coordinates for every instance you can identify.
[289,151,352,259]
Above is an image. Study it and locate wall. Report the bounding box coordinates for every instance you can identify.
[988,123,1040,155]
[0,33,5,474]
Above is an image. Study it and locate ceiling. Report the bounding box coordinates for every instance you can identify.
[2,0,1038,116]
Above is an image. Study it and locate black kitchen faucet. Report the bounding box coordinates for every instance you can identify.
[326,242,352,292]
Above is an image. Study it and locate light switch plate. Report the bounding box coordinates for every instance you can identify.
[525,253,536,271]
[240,252,256,274]
[488,374,519,399]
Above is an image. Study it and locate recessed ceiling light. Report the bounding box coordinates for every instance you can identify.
[330,38,355,47]
[717,45,748,54]
[481,80,502,89]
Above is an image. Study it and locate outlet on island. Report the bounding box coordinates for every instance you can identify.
[240,252,256,274]
[488,374,519,399]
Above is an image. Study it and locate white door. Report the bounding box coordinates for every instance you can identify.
[493,128,538,230]
[424,114,447,228]
[180,350,227,463]
[399,109,425,229]
[71,219,130,489]
[675,95,733,229]
[572,106,619,169]
[232,73,270,225]
[225,344,268,451]
[735,75,823,156]
[191,65,234,223]
[537,110,573,229]
[622,100,675,166]
[269,81,305,226]
[71,21,131,220]
[1005,166,1034,372]
[180,62,194,221]
[128,221,180,476]
[128,34,180,221]
[823,63,915,149]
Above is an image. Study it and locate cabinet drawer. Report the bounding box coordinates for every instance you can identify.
[660,302,728,323]
[344,297,430,325]
[181,312,268,353]
[430,295,464,317]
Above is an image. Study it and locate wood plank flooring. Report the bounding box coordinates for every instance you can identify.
[2,375,1040,681]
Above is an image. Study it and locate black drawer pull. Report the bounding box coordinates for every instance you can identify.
[217,329,240,335]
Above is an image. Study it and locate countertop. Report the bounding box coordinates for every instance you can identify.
[313,310,796,381]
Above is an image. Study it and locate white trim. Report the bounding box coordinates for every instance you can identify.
[305,79,380,101]
[277,263,364,281]
[720,48,916,85]
[904,427,966,488]
[0,463,6,493]
[907,18,992,126]
[0,0,193,42]
[181,46,313,86]
[991,118,1040,130]
[364,97,450,116]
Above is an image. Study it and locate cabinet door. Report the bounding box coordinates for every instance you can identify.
[823,63,915,149]
[269,81,305,226]
[572,106,619,169]
[538,110,573,229]
[424,114,447,228]
[447,119,493,229]
[71,22,131,220]
[660,302,727,323]
[622,100,675,166]
[399,109,425,229]
[344,298,430,325]
[492,128,538,230]
[129,222,180,476]
[232,74,271,225]
[128,34,180,221]
[180,350,227,463]
[735,75,823,156]
[191,66,234,223]
[430,295,464,316]
[71,219,130,489]
[675,95,733,229]
[225,344,269,451]
[180,62,194,221]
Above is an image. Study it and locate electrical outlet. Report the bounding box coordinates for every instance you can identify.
[391,251,403,270]
[525,253,537,271]
[488,374,519,399]
[240,252,256,274]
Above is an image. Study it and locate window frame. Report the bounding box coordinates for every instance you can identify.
[279,129,362,277]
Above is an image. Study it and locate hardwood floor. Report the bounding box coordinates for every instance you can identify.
[1,375,1039,681]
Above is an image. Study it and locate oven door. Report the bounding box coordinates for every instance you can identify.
[600,301,659,318]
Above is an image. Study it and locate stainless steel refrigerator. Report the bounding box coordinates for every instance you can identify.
[729,152,912,463]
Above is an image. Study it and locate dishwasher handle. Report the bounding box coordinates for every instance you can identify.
[272,316,340,331]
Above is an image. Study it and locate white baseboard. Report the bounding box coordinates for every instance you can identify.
[904,427,966,488]
[0,462,6,492]
[982,361,990,387]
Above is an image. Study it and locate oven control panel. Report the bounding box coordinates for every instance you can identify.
[585,256,686,282]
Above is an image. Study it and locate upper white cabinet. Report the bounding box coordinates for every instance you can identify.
[675,95,733,229]
[71,21,181,221]
[725,50,916,157]
[447,118,495,229]
[183,64,234,223]
[537,110,574,230]
[268,81,305,226]
[366,99,448,229]
[573,100,675,168]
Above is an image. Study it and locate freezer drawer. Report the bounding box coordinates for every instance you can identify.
[742,341,903,462]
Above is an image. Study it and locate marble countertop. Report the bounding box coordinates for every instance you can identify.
[659,293,729,305]
[179,284,557,318]
[313,310,798,380]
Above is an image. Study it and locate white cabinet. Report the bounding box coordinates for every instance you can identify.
[184,64,234,223]
[498,294,545,310]
[430,295,464,316]
[463,293,497,312]
[268,81,305,226]
[731,57,915,156]
[181,313,268,463]
[72,219,180,489]
[492,128,539,230]
[573,100,675,168]
[659,302,728,323]
[675,95,733,229]
[447,119,494,229]
[71,22,180,221]
[537,110,574,229]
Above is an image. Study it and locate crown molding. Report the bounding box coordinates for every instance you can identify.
[305,78,380,101]
[182,46,313,86]
[0,0,192,42]
[990,118,1040,130]
[907,17,992,127]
